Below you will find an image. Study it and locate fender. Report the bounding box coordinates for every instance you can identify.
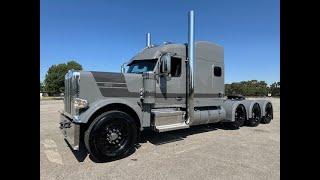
[256,99,272,117]
[76,98,142,128]
[222,100,245,122]
[241,100,261,119]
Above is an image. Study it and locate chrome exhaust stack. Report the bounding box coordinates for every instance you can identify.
[186,10,195,124]
[146,33,151,48]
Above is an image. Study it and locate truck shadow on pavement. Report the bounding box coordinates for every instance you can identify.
[69,122,237,163]
[66,140,136,163]
[65,139,88,162]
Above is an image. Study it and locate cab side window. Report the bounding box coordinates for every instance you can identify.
[170,57,182,77]
[214,66,222,77]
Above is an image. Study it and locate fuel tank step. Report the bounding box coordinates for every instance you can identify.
[154,122,189,132]
[151,109,189,132]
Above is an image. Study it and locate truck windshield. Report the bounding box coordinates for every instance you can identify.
[127,59,157,74]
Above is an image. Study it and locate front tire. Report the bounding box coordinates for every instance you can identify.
[84,110,137,162]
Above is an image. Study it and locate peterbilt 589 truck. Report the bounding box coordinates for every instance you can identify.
[59,10,273,161]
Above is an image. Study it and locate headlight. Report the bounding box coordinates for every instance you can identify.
[73,98,88,109]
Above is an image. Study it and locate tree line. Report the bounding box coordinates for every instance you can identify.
[41,60,82,96]
[225,80,280,97]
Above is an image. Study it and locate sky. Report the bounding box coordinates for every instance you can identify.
[40,0,279,85]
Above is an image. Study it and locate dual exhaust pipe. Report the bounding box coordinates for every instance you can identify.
[187,10,195,123]
[146,33,151,48]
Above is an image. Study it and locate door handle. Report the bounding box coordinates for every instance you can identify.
[176,97,182,101]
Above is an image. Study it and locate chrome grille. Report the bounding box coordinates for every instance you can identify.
[64,71,71,113]
[64,70,80,115]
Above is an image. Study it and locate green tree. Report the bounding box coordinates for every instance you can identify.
[270,81,280,96]
[44,60,82,95]
[67,60,82,70]
[225,80,270,97]
[40,81,45,92]
[225,84,232,95]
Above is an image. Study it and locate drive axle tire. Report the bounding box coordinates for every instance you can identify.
[261,103,273,124]
[246,103,261,127]
[84,110,137,162]
[230,104,246,129]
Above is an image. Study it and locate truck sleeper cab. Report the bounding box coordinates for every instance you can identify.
[59,10,273,162]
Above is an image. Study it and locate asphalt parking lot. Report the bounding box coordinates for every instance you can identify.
[40,98,280,180]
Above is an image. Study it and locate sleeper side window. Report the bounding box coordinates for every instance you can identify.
[170,57,182,77]
[214,66,222,77]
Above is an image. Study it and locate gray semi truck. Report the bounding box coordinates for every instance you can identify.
[59,10,273,161]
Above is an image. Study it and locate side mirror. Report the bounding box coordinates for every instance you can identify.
[121,66,125,73]
[160,54,171,74]
[121,62,127,73]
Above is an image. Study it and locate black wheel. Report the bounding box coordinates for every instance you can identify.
[84,110,137,162]
[261,103,273,124]
[230,104,247,129]
[246,103,261,127]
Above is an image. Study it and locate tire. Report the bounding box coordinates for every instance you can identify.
[230,104,247,129]
[84,110,138,162]
[246,103,261,127]
[261,103,273,124]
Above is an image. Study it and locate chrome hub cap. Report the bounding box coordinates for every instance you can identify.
[109,133,118,141]
[106,128,122,144]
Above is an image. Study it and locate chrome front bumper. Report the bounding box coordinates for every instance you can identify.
[59,111,81,150]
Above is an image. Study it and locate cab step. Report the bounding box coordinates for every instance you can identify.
[151,109,188,132]
[154,122,189,132]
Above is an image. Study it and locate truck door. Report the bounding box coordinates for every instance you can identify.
[155,56,186,108]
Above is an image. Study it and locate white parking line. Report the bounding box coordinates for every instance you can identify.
[41,139,57,149]
[44,149,63,165]
[41,139,63,165]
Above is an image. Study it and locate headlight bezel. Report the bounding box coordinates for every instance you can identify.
[73,98,89,109]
